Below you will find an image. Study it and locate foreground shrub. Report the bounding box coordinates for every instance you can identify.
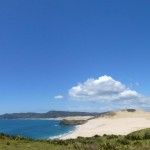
[117,138,130,145]
[126,128,150,140]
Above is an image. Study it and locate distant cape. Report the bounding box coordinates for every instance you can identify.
[0,111,102,119]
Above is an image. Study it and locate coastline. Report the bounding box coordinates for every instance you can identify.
[0,119,76,140]
[60,110,150,139]
[49,126,78,140]
[2,111,150,140]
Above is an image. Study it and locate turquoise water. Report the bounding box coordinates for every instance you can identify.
[0,119,75,139]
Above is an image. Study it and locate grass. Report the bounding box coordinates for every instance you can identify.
[1,128,150,150]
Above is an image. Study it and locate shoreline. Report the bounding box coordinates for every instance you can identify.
[60,110,150,139]
[2,110,150,140]
[50,126,78,140]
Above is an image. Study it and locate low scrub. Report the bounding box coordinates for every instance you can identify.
[1,128,150,150]
[126,128,150,140]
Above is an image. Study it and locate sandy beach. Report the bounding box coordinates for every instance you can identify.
[57,116,93,120]
[61,110,150,139]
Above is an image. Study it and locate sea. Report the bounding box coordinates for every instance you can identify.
[0,119,75,139]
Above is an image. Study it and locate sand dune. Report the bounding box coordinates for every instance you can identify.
[61,110,150,139]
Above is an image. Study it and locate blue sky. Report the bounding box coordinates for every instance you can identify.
[0,0,150,114]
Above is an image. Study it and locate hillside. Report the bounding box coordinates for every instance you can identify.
[1,128,150,150]
[0,111,102,119]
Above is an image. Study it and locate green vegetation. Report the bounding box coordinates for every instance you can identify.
[126,128,150,140]
[126,109,136,112]
[1,128,150,150]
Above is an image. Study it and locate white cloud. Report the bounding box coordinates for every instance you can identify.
[69,75,145,102]
[54,95,64,99]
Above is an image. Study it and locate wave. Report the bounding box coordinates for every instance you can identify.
[48,128,76,139]
[54,125,59,127]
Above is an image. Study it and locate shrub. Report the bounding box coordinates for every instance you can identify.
[94,135,100,138]
[117,138,130,145]
[106,135,118,139]
[126,109,136,112]
[6,141,10,145]
[126,128,150,140]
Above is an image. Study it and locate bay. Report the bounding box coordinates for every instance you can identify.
[0,119,75,139]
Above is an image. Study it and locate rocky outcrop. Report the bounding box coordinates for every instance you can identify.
[60,119,87,125]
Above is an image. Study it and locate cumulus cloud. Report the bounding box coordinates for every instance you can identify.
[69,75,145,102]
[54,95,64,99]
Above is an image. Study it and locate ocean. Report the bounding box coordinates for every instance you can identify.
[0,119,75,139]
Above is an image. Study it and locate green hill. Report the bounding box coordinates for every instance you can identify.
[0,111,102,119]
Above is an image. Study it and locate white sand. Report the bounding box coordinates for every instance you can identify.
[48,116,93,120]
[58,116,93,120]
[61,110,150,139]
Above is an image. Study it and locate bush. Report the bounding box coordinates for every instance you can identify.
[6,141,10,145]
[126,128,150,140]
[106,135,119,139]
[117,138,130,145]
[94,135,100,138]
[126,109,136,112]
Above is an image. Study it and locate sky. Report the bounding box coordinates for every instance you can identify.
[0,0,150,114]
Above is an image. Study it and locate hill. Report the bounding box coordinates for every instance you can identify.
[0,111,102,119]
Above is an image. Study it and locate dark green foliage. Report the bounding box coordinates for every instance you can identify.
[94,135,100,138]
[105,134,119,139]
[126,109,136,112]
[6,141,10,145]
[126,128,150,140]
[117,138,130,145]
